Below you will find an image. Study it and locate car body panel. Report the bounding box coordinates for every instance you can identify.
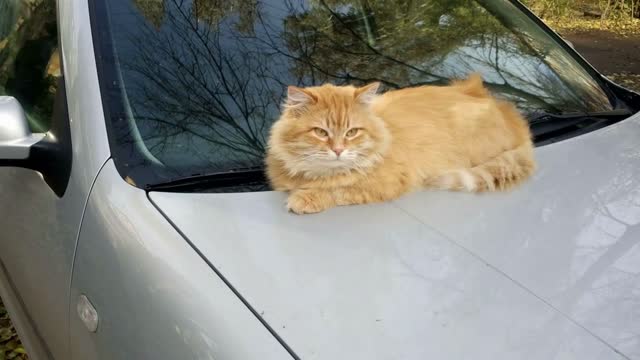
[0,0,110,358]
[149,114,640,359]
[0,254,51,360]
[394,112,640,358]
[58,0,111,169]
[0,0,638,359]
[69,161,293,360]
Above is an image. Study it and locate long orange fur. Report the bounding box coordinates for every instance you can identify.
[266,74,536,214]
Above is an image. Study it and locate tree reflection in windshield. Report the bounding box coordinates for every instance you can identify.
[103,0,613,183]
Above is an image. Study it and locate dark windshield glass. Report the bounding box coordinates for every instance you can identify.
[92,0,616,188]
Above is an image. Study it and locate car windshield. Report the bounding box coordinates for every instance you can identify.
[92,0,618,189]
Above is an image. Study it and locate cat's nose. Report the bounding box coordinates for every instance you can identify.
[332,147,344,156]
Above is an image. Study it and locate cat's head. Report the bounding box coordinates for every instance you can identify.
[268,83,391,178]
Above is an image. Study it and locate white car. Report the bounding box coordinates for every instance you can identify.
[0,0,639,359]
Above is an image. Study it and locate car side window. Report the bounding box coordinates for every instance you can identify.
[0,0,60,133]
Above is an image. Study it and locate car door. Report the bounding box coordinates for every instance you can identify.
[0,1,110,358]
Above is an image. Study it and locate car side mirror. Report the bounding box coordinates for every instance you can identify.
[0,96,45,160]
[0,89,72,197]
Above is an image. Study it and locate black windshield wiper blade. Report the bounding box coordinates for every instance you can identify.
[147,110,635,191]
[146,167,267,192]
[529,109,633,145]
[529,109,632,124]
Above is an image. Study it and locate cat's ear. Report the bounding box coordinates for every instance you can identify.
[354,82,381,105]
[285,86,317,109]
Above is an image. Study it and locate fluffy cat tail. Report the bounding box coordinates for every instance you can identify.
[438,143,536,192]
[451,73,490,98]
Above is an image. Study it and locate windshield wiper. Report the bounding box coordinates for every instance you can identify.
[529,109,632,123]
[146,166,267,192]
[529,109,633,145]
[147,110,635,191]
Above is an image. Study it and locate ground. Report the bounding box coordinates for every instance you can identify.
[564,30,640,92]
[0,300,27,360]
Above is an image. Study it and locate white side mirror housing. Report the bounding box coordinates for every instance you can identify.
[0,96,45,160]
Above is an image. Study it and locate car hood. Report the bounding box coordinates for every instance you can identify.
[150,114,640,360]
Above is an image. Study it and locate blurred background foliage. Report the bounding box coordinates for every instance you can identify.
[522,0,640,35]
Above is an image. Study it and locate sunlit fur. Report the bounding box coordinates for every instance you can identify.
[266,74,536,214]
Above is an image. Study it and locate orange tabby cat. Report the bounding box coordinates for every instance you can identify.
[266,74,535,214]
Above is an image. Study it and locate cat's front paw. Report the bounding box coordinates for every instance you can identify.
[287,190,330,214]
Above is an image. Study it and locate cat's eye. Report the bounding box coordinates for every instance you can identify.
[346,128,360,138]
[313,128,329,138]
